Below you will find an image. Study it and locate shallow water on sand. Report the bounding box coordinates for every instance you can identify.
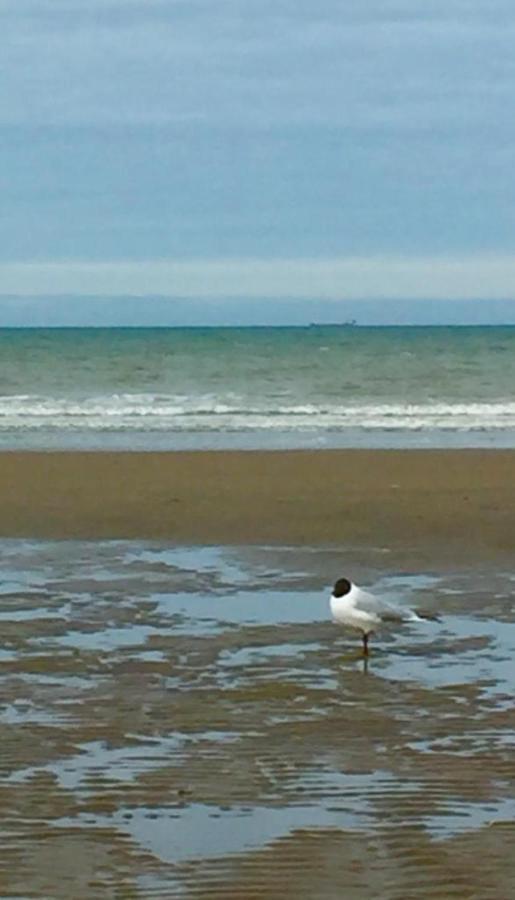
[0,541,514,898]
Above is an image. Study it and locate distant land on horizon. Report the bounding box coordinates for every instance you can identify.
[0,295,515,327]
[2,320,515,330]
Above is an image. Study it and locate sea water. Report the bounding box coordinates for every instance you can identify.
[1,324,515,449]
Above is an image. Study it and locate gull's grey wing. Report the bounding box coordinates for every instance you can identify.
[354,589,408,623]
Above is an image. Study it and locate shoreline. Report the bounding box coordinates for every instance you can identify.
[1,449,514,564]
[5,430,515,453]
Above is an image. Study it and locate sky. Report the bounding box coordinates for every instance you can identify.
[2,0,515,324]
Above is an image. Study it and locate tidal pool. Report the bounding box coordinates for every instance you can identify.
[0,540,514,898]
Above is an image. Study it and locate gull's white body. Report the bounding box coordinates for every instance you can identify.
[330,581,421,636]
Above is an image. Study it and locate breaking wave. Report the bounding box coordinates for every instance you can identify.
[1,394,515,433]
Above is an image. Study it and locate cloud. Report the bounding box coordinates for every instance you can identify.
[1,1,515,130]
[1,1,515,273]
[1,255,515,300]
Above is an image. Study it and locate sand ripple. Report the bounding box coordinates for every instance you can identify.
[0,541,514,898]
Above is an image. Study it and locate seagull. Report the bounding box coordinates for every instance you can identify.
[330,577,440,656]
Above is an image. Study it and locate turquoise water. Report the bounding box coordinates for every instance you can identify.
[0,325,514,448]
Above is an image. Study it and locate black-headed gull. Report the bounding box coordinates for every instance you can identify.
[330,577,440,656]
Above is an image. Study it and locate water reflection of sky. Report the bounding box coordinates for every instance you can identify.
[1,538,514,880]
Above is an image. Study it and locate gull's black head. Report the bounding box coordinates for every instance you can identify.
[332,577,352,598]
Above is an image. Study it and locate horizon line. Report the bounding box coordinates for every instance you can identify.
[1,322,515,329]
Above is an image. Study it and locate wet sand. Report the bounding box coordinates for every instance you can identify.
[1,449,515,562]
[2,451,515,897]
[1,541,515,899]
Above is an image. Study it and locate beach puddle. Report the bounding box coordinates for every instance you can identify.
[0,541,514,897]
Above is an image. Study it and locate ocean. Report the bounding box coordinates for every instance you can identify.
[1,324,515,449]
[2,332,515,895]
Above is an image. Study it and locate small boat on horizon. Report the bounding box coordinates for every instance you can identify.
[308,319,358,327]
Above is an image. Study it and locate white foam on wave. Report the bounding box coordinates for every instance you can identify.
[0,393,515,433]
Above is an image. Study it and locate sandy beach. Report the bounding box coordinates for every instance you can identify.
[2,452,515,897]
[1,448,514,562]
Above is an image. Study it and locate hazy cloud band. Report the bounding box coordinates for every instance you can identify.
[1,256,515,299]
